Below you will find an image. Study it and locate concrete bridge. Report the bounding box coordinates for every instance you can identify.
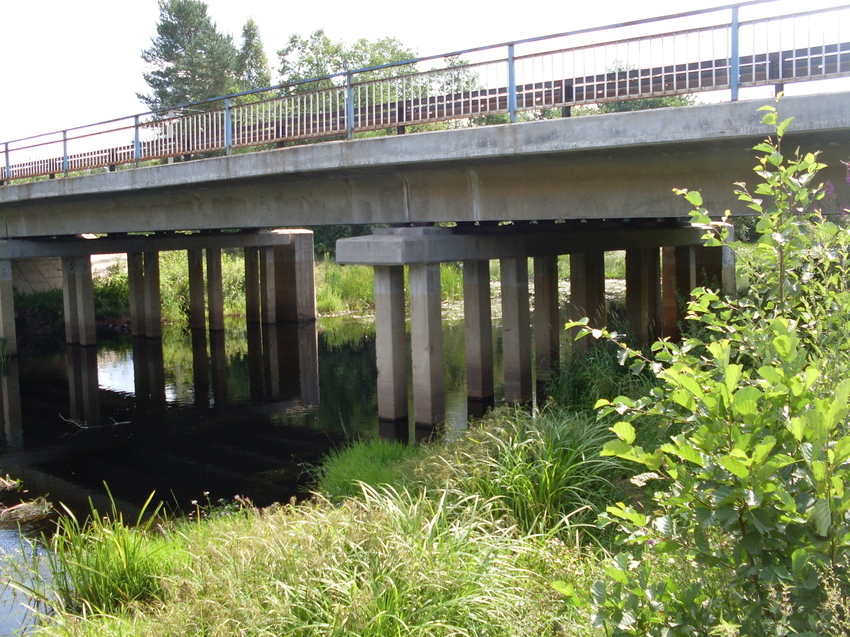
[1,92,847,427]
[1,0,849,427]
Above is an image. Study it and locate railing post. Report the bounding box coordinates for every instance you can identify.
[225,97,233,155]
[62,130,69,177]
[730,6,740,101]
[346,72,355,140]
[134,116,141,167]
[3,142,9,184]
[508,44,517,123]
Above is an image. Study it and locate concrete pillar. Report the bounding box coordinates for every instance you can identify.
[61,256,95,346]
[293,231,317,322]
[260,246,277,324]
[501,257,532,404]
[244,247,261,325]
[569,251,606,351]
[75,257,96,346]
[375,266,408,422]
[142,252,162,339]
[187,248,206,330]
[533,255,560,386]
[127,252,147,337]
[206,248,224,332]
[625,248,661,345]
[61,257,80,345]
[463,260,494,403]
[0,261,16,356]
[409,263,444,426]
[274,244,298,322]
[661,246,696,340]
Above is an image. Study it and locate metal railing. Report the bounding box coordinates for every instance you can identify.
[2,0,848,184]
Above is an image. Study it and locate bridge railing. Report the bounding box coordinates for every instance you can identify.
[2,0,849,184]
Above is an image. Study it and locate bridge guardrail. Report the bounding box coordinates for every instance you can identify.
[1,0,848,185]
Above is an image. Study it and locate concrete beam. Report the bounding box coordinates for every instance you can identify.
[338,224,707,266]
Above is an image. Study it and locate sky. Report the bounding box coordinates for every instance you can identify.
[1,0,847,143]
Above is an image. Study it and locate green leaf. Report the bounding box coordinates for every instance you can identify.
[732,386,762,418]
[720,455,749,480]
[812,499,832,537]
[776,116,794,138]
[591,579,607,604]
[611,421,636,445]
[684,190,704,207]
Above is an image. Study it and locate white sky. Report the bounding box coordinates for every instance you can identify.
[1,0,847,143]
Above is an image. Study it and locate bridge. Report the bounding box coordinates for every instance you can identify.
[0,1,848,428]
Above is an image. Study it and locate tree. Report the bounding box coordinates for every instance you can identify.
[236,18,271,92]
[277,30,416,93]
[597,93,694,113]
[138,0,239,111]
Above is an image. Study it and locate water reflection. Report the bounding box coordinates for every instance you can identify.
[0,318,504,518]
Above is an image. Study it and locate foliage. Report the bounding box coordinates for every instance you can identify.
[558,104,850,635]
[138,0,239,111]
[138,0,272,112]
[235,18,271,92]
[596,93,694,113]
[277,29,416,92]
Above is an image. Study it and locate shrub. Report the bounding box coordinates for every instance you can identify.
[559,104,850,635]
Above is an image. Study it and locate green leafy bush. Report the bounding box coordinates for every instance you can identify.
[558,104,850,635]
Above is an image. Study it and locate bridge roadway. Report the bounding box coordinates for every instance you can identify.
[0,92,848,238]
[0,93,848,427]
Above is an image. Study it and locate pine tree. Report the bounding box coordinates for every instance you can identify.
[138,0,239,111]
[236,19,271,92]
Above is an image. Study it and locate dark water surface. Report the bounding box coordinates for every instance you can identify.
[0,317,503,518]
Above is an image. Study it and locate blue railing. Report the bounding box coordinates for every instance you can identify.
[2,0,849,183]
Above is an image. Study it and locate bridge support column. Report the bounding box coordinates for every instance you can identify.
[569,251,606,349]
[0,260,17,355]
[128,252,162,338]
[501,257,532,404]
[661,246,696,340]
[187,248,205,330]
[463,260,494,413]
[410,263,444,426]
[259,232,317,325]
[61,256,95,346]
[206,248,224,331]
[626,248,661,345]
[534,255,560,391]
[375,266,408,422]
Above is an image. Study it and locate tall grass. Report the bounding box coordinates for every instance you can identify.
[28,487,583,636]
[31,491,180,616]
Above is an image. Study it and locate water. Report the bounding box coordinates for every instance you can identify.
[0,315,507,632]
